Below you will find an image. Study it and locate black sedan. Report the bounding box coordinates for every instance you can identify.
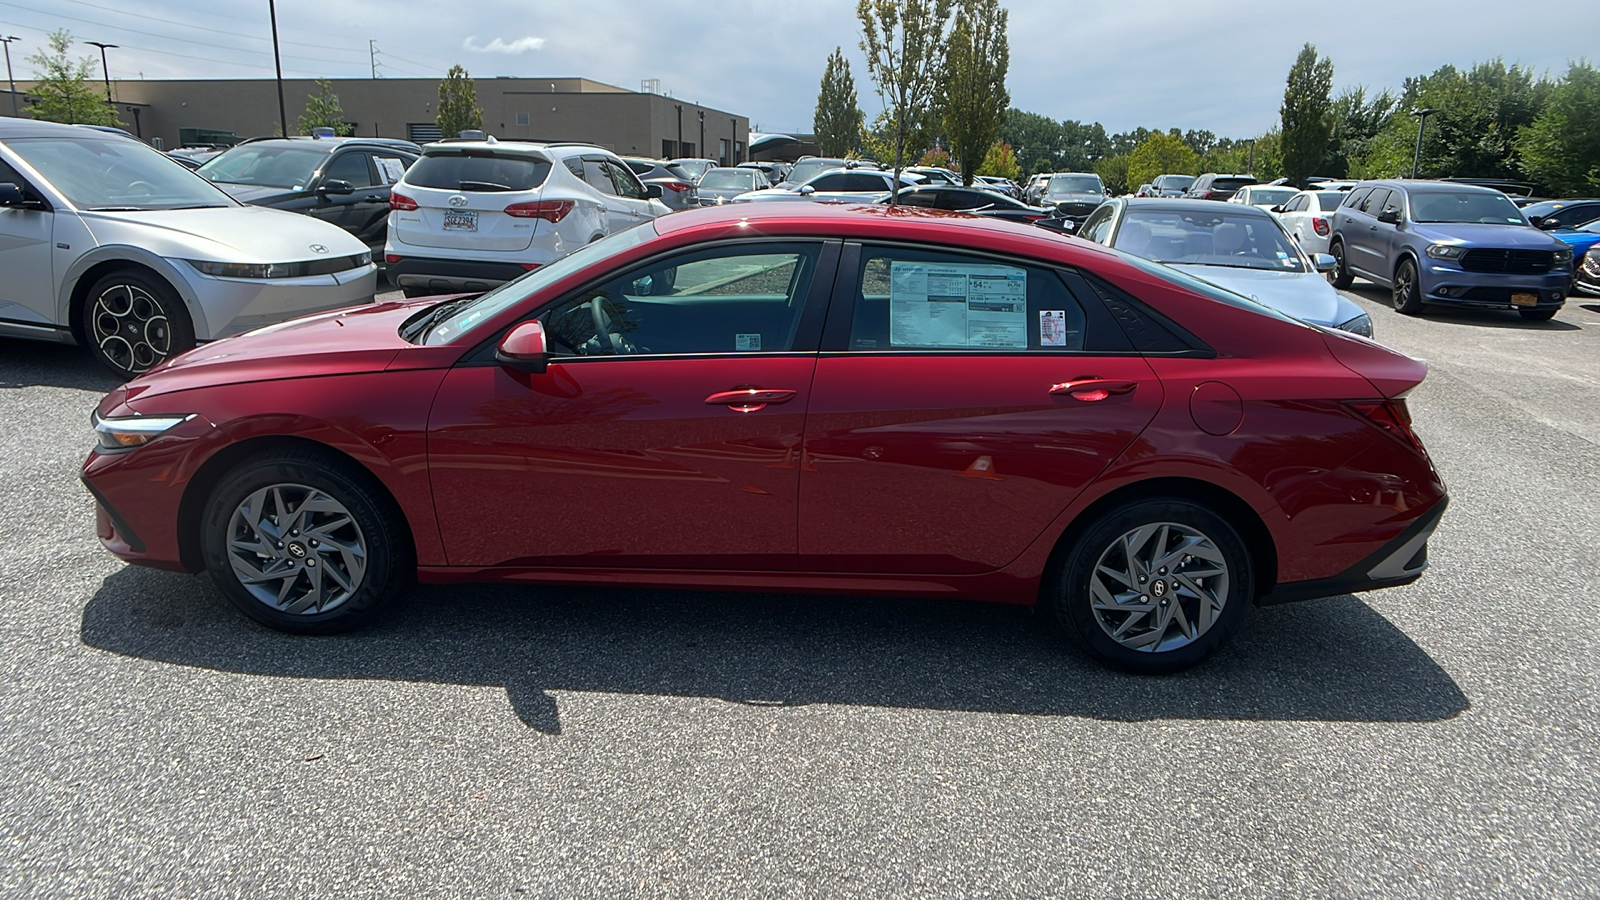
[880,185,1054,224]
[196,137,420,254]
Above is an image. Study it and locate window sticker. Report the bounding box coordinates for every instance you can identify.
[888,261,1027,349]
[1038,310,1068,347]
[376,157,408,184]
[735,333,761,351]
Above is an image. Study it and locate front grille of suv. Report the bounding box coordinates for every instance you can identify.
[1458,249,1553,274]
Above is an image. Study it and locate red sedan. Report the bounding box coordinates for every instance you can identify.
[82,203,1447,673]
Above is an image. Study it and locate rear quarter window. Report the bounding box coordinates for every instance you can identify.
[406,152,552,191]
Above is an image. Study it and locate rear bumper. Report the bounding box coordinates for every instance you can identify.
[1261,497,1448,605]
[386,256,531,294]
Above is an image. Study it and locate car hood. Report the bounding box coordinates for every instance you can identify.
[212,183,301,206]
[77,206,368,263]
[112,298,436,404]
[1168,264,1362,328]
[1408,222,1566,249]
[1553,229,1600,252]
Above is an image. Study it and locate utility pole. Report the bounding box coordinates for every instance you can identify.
[1410,108,1440,179]
[369,40,378,79]
[730,117,737,164]
[0,36,19,117]
[698,109,704,163]
[269,0,288,138]
[674,103,682,157]
[85,41,116,102]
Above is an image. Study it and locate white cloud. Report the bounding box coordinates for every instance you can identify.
[463,36,546,54]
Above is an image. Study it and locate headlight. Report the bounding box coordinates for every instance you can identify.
[1425,244,1465,260]
[1582,253,1600,275]
[1336,313,1374,338]
[1552,248,1573,266]
[187,253,371,279]
[188,261,291,279]
[92,412,192,451]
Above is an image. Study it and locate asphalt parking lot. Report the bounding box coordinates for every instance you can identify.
[2,285,1597,897]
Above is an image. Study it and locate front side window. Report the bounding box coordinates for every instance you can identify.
[542,243,824,356]
[847,247,1087,352]
[321,152,374,188]
[1360,189,1391,215]
[606,160,647,199]
[582,159,617,195]
[14,136,234,210]
[1079,205,1115,243]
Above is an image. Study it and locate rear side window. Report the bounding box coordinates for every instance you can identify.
[407,152,551,192]
[1343,187,1373,209]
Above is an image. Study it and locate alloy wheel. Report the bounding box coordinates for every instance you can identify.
[225,483,369,615]
[91,282,173,375]
[1088,521,1230,653]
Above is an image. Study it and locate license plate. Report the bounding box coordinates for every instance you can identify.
[442,210,478,232]
[1511,292,1537,307]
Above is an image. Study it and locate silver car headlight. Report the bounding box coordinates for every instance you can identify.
[187,252,371,279]
[1336,313,1374,338]
[92,411,193,451]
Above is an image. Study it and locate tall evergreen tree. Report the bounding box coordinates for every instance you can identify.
[814,48,862,158]
[296,79,353,136]
[1280,43,1335,186]
[436,65,484,138]
[940,0,1009,185]
[856,0,954,202]
[25,30,120,126]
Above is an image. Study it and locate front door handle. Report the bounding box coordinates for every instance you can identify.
[1049,378,1138,401]
[705,388,798,412]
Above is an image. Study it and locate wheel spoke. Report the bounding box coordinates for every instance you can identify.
[225,481,368,616]
[1089,519,1232,653]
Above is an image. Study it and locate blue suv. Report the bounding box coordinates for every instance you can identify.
[1328,180,1574,321]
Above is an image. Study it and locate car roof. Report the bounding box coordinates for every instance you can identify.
[420,140,567,157]
[0,118,131,140]
[1362,179,1508,195]
[233,136,421,154]
[1120,198,1272,217]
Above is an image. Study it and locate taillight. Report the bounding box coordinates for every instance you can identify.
[1022,214,1046,221]
[1313,217,1330,236]
[389,191,418,211]
[1347,399,1428,456]
[504,200,575,222]
[519,263,541,271]
[384,254,402,264]
[661,181,692,193]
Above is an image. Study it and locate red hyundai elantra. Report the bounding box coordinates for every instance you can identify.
[82,203,1447,673]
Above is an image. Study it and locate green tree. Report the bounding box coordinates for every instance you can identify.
[857,0,954,202]
[436,65,483,138]
[998,108,1062,175]
[24,30,120,126]
[296,78,353,136]
[1280,43,1335,185]
[974,141,1019,181]
[813,48,862,157]
[1126,131,1200,189]
[1324,86,1397,177]
[1094,154,1131,195]
[940,0,1009,185]
[1516,61,1600,194]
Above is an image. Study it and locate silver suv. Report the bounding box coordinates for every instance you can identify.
[385,139,670,297]
[0,119,375,378]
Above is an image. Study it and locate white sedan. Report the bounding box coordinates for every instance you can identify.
[732,168,924,203]
[1275,188,1353,256]
[1228,184,1300,213]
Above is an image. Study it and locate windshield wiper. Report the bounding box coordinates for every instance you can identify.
[459,180,512,192]
[401,296,475,343]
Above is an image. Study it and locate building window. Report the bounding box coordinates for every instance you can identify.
[663,139,677,158]
[515,112,530,126]
[719,138,730,166]
[735,141,744,164]
[407,123,443,143]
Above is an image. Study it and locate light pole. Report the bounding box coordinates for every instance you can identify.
[0,36,19,118]
[1410,108,1440,180]
[85,41,117,103]
[697,109,704,163]
[269,0,289,138]
[730,117,738,164]
[674,103,682,158]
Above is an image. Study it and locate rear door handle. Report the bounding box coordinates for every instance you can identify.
[1049,378,1138,401]
[363,195,385,202]
[705,388,798,412]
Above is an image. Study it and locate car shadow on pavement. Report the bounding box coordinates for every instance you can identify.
[0,338,123,392]
[80,567,1469,733]
[1345,286,1582,330]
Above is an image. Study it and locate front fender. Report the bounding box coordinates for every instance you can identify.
[58,244,210,339]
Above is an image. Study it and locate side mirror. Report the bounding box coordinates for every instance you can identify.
[1270,205,1285,213]
[495,320,548,373]
[319,179,355,196]
[1312,253,1337,273]
[798,185,816,196]
[1533,217,1559,230]
[0,183,26,207]
[1377,207,1402,225]
[645,184,663,200]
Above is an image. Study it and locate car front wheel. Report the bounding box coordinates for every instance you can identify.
[84,270,195,379]
[201,450,411,634]
[1328,240,1353,289]
[1392,258,1424,315]
[1048,499,1253,674]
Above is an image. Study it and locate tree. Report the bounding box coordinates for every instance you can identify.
[999,108,1063,175]
[436,65,483,138]
[24,30,120,126]
[296,78,353,136]
[974,141,1019,181]
[814,48,863,157]
[1094,155,1131,196]
[857,0,954,203]
[918,146,953,168]
[1280,43,1335,186]
[1518,62,1600,195]
[940,0,1009,185]
[1125,131,1200,190]
[1324,86,1397,177]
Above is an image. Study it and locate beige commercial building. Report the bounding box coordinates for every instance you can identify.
[5,77,751,163]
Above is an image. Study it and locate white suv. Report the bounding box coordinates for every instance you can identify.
[385,140,669,297]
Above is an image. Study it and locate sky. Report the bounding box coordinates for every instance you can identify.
[4,0,1597,139]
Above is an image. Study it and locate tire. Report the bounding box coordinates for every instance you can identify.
[1518,307,1558,321]
[1046,499,1253,674]
[1392,258,1424,315]
[83,269,195,379]
[1328,240,1353,289]
[201,449,412,635]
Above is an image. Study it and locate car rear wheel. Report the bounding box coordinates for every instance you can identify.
[1048,499,1253,674]
[83,270,195,379]
[201,450,411,634]
[1518,307,1558,321]
[1392,258,1424,315]
[1328,240,1353,289]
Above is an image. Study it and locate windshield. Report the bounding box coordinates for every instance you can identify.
[785,159,844,185]
[1409,190,1527,225]
[1048,175,1103,194]
[423,222,658,345]
[198,144,328,189]
[1156,175,1195,190]
[9,136,234,211]
[700,169,758,189]
[1246,187,1297,206]
[1580,219,1600,235]
[1114,208,1308,272]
